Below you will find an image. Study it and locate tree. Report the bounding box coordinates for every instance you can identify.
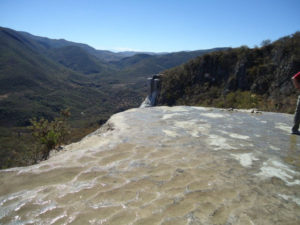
[29,108,71,160]
[261,39,271,47]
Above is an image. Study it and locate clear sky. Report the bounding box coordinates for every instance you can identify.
[0,0,299,52]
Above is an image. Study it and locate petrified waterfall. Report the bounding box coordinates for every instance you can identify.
[0,106,300,224]
[140,74,161,108]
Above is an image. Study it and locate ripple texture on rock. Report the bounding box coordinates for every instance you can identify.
[1,106,300,225]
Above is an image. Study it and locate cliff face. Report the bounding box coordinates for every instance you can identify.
[158,32,300,113]
[0,107,299,224]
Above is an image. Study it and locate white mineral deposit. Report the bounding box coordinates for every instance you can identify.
[1,106,300,224]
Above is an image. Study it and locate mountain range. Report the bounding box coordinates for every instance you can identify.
[0,26,224,127]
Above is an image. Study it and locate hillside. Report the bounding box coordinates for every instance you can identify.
[158,32,300,113]
[47,45,111,74]
[0,27,69,93]
[19,31,127,62]
[0,27,121,127]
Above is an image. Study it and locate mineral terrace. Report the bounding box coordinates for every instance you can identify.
[1,106,300,225]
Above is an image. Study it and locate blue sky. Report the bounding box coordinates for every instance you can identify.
[0,0,299,52]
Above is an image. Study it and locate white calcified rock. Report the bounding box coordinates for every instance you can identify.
[0,106,300,224]
[231,153,258,167]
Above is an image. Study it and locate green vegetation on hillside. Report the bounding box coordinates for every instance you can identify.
[158,32,300,113]
[47,45,109,74]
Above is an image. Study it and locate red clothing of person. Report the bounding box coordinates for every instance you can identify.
[293,71,300,80]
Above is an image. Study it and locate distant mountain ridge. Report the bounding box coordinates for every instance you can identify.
[19,31,127,62]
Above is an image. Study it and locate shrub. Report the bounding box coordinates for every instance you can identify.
[29,108,70,160]
[224,91,261,109]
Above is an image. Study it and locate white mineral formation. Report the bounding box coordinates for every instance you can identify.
[1,106,300,224]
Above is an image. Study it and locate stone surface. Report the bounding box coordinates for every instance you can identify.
[1,106,300,224]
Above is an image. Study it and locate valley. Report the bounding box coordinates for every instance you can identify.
[0,26,223,168]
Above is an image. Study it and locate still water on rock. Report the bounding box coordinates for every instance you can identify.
[1,106,300,224]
